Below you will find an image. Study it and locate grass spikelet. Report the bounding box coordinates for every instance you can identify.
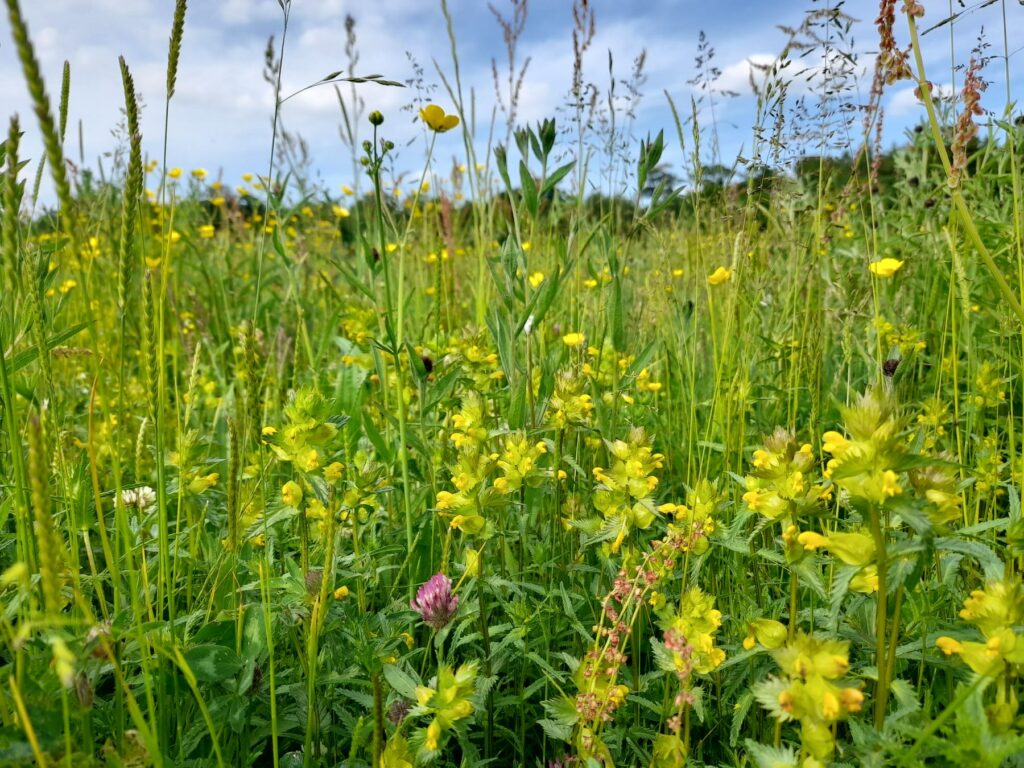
[27,412,63,616]
[226,417,240,552]
[165,0,188,100]
[3,0,75,226]
[117,56,143,313]
[2,115,21,292]
[24,251,52,392]
[58,60,70,143]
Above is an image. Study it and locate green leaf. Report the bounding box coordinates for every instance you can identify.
[540,160,575,198]
[382,663,420,700]
[182,645,242,683]
[519,160,538,218]
[4,322,89,372]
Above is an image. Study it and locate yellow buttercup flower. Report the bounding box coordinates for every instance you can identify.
[198,224,215,239]
[708,266,732,285]
[420,104,460,133]
[562,332,585,348]
[869,257,903,277]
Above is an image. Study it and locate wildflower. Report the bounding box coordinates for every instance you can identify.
[188,472,219,495]
[707,266,731,285]
[198,224,215,239]
[743,618,788,650]
[420,104,460,133]
[120,486,156,510]
[850,564,879,593]
[592,428,664,552]
[562,332,586,348]
[529,271,545,288]
[191,168,207,180]
[242,173,253,182]
[168,167,182,180]
[756,632,862,761]
[324,461,344,483]
[341,184,354,195]
[282,480,303,508]
[333,585,350,600]
[211,196,225,206]
[332,205,350,218]
[868,257,903,277]
[411,573,459,630]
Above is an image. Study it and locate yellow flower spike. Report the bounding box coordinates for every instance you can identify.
[420,104,460,133]
[869,257,904,277]
[324,461,344,483]
[797,531,829,552]
[707,266,732,285]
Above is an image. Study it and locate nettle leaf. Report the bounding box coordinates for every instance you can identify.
[751,678,793,722]
[936,537,1004,581]
[743,739,799,768]
[731,691,754,747]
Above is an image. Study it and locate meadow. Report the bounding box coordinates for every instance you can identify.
[3,0,1024,765]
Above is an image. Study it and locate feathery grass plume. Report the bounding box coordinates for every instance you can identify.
[166,0,187,100]
[4,0,76,228]
[27,412,63,616]
[2,115,22,292]
[118,56,144,312]
[58,61,70,143]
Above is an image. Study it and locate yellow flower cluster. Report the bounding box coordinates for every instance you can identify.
[665,587,725,674]
[493,432,548,494]
[762,632,864,762]
[821,392,907,505]
[411,662,477,757]
[742,428,826,522]
[546,369,593,429]
[937,580,1024,679]
[592,428,664,552]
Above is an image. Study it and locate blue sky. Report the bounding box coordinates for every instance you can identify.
[2,0,1022,203]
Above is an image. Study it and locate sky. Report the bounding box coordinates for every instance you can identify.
[2,0,1022,204]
